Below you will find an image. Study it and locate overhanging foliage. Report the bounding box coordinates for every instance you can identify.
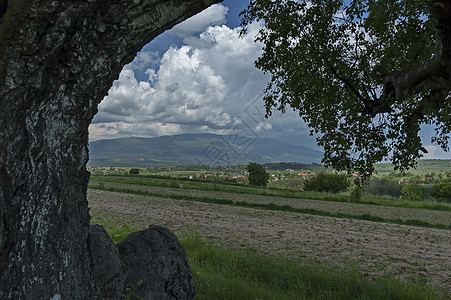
[240,0,450,177]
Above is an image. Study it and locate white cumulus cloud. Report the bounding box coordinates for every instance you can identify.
[92,21,273,137]
[255,122,272,133]
[91,20,316,146]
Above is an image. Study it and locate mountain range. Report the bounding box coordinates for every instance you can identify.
[88,133,323,167]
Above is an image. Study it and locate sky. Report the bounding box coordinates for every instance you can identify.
[89,0,450,160]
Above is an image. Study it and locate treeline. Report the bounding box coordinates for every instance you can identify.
[263,162,322,170]
[301,174,450,203]
[145,165,246,172]
[365,178,450,203]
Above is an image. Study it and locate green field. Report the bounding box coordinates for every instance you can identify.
[375,159,451,175]
[89,159,451,204]
[90,174,451,212]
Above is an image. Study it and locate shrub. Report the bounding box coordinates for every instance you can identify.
[431,183,451,203]
[400,184,429,201]
[365,178,403,197]
[303,173,350,193]
[129,168,140,175]
[246,162,269,186]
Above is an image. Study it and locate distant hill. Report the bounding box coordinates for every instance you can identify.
[375,159,451,175]
[88,133,323,167]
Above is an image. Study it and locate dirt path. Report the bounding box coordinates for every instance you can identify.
[88,189,451,294]
[90,181,451,226]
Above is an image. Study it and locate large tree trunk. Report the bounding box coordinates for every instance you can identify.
[0,1,220,298]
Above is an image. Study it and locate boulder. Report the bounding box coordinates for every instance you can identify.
[89,225,128,300]
[118,225,195,300]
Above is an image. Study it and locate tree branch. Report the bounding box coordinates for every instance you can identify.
[366,1,451,117]
[328,64,366,102]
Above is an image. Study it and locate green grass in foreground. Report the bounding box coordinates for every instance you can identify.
[88,185,451,230]
[185,235,443,300]
[92,219,445,300]
[90,175,451,212]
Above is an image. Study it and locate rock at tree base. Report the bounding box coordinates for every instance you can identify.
[88,224,194,300]
[118,225,195,300]
[89,225,128,299]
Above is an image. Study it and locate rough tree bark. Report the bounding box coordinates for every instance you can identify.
[0,0,220,298]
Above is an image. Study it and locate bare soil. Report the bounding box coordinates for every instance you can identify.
[88,188,451,294]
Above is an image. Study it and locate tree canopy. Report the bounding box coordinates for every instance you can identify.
[240,0,450,177]
[129,168,140,175]
[303,173,350,193]
[247,162,270,186]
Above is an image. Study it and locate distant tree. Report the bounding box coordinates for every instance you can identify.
[431,183,451,203]
[303,173,350,193]
[247,162,269,186]
[240,0,450,177]
[129,168,140,175]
